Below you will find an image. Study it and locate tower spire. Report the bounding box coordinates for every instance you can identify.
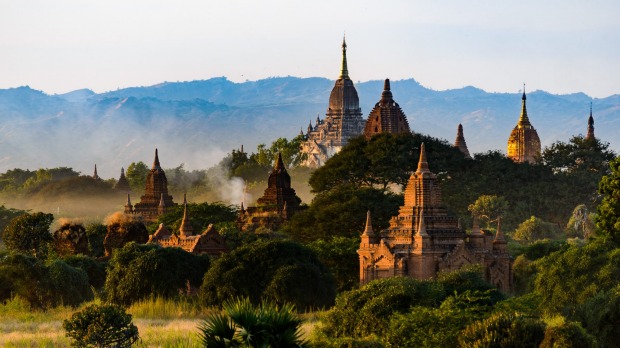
[153,148,161,169]
[179,197,194,237]
[454,124,471,158]
[274,152,285,170]
[362,210,374,236]
[518,84,531,128]
[339,35,349,79]
[586,102,595,140]
[494,217,506,243]
[93,164,99,180]
[416,143,430,174]
[417,207,428,236]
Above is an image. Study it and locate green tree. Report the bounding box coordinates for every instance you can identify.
[468,195,509,229]
[596,157,620,243]
[542,135,615,173]
[575,285,620,347]
[198,297,306,348]
[513,216,562,244]
[85,223,107,257]
[200,239,335,310]
[458,312,546,348]
[2,212,54,257]
[105,242,210,306]
[308,236,359,292]
[154,202,237,233]
[125,161,149,192]
[63,304,139,348]
[539,318,596,348]
[47,259,93,307]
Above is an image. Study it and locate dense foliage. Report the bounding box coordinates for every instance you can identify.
[105,242,210,306]
[200,239,336,310]
[154,201,237,233]
[63,304,139,348]
[2,212,54,257]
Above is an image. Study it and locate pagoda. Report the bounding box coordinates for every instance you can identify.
[363,79,411,139]
[586,102,595,140]
[129,149,176,222]
[358,144,513,292]
[507,88,541,163]
[114,167,131,192]
[454,124,471,158]
[300,37,365,167]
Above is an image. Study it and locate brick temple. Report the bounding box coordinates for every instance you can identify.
[358,143,513,292]
[363,79,411,139]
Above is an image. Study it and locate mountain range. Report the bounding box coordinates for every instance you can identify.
[0,77,618,178]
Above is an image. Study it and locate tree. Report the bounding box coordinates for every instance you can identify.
[468,195,509,229]
[458,312,546,348]
[513,216,562,244]
[566,204,596,239]
[47,259,93,307]
[596,157,620,244]
[2,212,54,257]
[0,205,25,236]
[308,237,359,292]
[125,161,149,192]
[542,135,615,173]
[539,318,596,348]
[105,242,210,306]
[63,304,139,348]
[200,239,335,310]
[198,298,306,348]
[154,202,237,233]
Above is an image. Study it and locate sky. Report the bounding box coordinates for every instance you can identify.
[1,0,619,98]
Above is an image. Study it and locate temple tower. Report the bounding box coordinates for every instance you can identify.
[363,79,411,139]
[454,124,471,158]
[586,102,595,140]
[92,164,100,180]
[507,88,541,164]
[115,167,131,192]
[300,37,365,167]
[133,149,175,222]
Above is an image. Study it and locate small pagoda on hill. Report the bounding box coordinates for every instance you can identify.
[358,143,513,292]
[237,153,304,231]
[363,79,411,139]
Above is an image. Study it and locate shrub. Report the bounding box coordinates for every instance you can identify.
[458,312,545,348]
[63,304,139,347]
[63,255,107,289]
[47,259,92,307]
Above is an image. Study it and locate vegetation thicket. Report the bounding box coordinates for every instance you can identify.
[63,303,139,348]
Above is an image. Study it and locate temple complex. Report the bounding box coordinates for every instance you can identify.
[148,195,228,257]
[586,102,595,140]
[363,79,411,139]
[300,37,365,167]
[454,124,471,158]
[125,149,176,222]
[507,89,541,164]
[358,143,513,292]
[114,167,131,192]
[237,153,304,231]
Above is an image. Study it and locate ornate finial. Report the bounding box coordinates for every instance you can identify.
[518,85,531,127]
[417,207,428,236]
[274,152,285,170]
[586,102,595,140]
[380,78,393,104]
[340,35,349,79]
[416,143,430,173]
[153,148,161,169]
[179,199,194,237]
[362,210,374,236]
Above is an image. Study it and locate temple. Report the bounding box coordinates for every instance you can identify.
[237,153,304,231]
[126,149,176,222]
[148,194,227,257]
[92,164,100,180]
[507,88,541,164]
[454,124,471,158]
[358,143,513,292]
[363,79,411,139]
[586,102,595,140]
[114,167,131,192]
[300,37,365,167]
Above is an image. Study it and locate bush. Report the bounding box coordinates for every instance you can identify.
[63,255,107,289]
[2,212,54,257]
[105,243,210,306]
[47,259,92,307]
[458,312,546,348]
[200,239,335,310]
[63,304,139,347]
[539,319,596,348]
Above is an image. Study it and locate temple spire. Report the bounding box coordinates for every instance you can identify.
[518,84,531,128]
[494,217,506,243]
[274,152,285,171]
[417,207,428,236]
[153,148,161,169]
[93,164,100,180]
[179,197,194,237]
[380,79,393,103]
[416,143,430,174]
[362,210,374,236]
[586,102,595,140]
[454,124,471,158]
[472,215,482,235]
[339,35,349,79]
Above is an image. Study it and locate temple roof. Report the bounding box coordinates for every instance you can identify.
[416,143,430,174]
[363,79,411,138]
[454,124,471,158]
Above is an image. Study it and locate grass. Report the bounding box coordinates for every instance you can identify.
[0,296,322,347]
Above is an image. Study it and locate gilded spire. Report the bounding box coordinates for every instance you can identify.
[586,102,595,140]
[416,143,430,174]
[179,198,194,237]
[518,84,532,128]
[153,148,161,169]
[339,36,349,79]
[362,210,374,236]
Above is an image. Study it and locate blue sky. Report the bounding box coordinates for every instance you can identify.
[1,0,619,97]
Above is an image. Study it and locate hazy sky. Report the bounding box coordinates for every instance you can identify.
[1,0,619,97]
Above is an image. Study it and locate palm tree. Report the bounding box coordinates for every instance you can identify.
[198,298,307,348]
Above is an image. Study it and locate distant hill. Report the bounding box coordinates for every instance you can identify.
[0,77,618,178]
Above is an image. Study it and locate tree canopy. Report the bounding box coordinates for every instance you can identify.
[2,212,54,257]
